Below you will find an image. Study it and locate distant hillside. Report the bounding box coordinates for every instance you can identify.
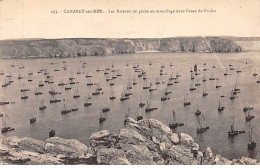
[0,37,242,58]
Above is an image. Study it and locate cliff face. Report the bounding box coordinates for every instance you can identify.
[0,37,242,58]
[0,118,258,165]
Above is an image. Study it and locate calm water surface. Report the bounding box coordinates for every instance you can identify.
[0,52,259,161]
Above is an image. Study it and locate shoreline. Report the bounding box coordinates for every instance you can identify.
[0,118,259,165]
[0,50,257,60]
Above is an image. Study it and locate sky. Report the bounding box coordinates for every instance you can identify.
[0,0,259,40]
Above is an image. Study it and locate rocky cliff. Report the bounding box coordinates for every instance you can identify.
[0,118,258,165]
[0,37,242,58]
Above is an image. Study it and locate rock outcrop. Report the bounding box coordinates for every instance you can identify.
[0,37,242,58]
[0,118,258,165]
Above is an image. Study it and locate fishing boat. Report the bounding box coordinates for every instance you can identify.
[49,86,58,95]
[245,109,255,122]
[102,107,110,113]
[50,95,61,103]
[133,79,137,85]
[21,88,30,92]
[155,77,160,85]
[58,79,65,86]
[230,90,235,100]
[184,94,191,106]
[143,80,150,89]
[87,78,94,86]
[61,103,72,114]
[71,104,78,111]
[224,69,228,76]
[228,117,245,136]
[120,92,129,101]
[28,76,33,82]
[73,88,80,98]
[191,72,195,80]
[137,107,143,121]
[18,73,23,79]
[65,85,72,90]
[248,127,256,150]
[195,77,201,86]
[39,80,44,87]
[39,100,46,110]
[145,97,157,112]
[35,87,43,95]
[85,73,92,78]
[202,74,207,82]
[28,71,33,75]
[109,90,116,100]
[216,79,222,88]
[253,68,258,76]
[190,81,196,91]
[1,113,14,133]
[49,130,55,137]
[169,111,178,129]
[234,82,240,93]
[0,98,9,105]
[196,114,209,134]
[2,80,9,87]
[84,97,92,106]
[195,105,202,116]
[124,107,130,125]
[30,115,36,124]
[218,100,225,111]
[21,92,29,99]
[92,88,100,95]
[139,96,145,107]
[99,111,106,123]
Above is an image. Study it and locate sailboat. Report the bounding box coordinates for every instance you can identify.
[218,100,225,111]
[84,97,92,106]
[143,80,150,89]
[196,114,209,134]
[161,92,169,101]
[165,87,172,95]
[1,113,14,133]
[202,86,208,97]
[49,130,55,137]
[253,68,258,76]
[216,79,222,88]
[145,97,157,112]
[230,89,235,100]
[195,104,202,116]
[71,104,78,111]
[248,127,256,150]
[202,74,207,82]
[30,112,36,124]
[21,92,29,99]
[190,81,196,91]
[99,111,106,123]
[50,95,61,103]
[139,96,145,107]
[149,82,156,92]
[149,60,152,66]
[73,88,80,98]
[124,107,130,125]
[35,87,43,95]
[39,80,44,87]
[61,103,72,114]
[133,78,137,85]
[190,72,195,80]
[87,78,94,86]
[224,69,228,76]
[137,107,143,121]
[120,91,129,101]
[169,111,178,129]
[28,75,33,82]
[39,100,47,110]
[228,117,239,136]
[49,85,58,95]
[109,90,116,100]
[102,98,110,112]
[155,77,160,85]
[184,94,191,106]
[195,77,201,86]
[18,73,23,79]
[245,109,255,122]
[58,79,65,86]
